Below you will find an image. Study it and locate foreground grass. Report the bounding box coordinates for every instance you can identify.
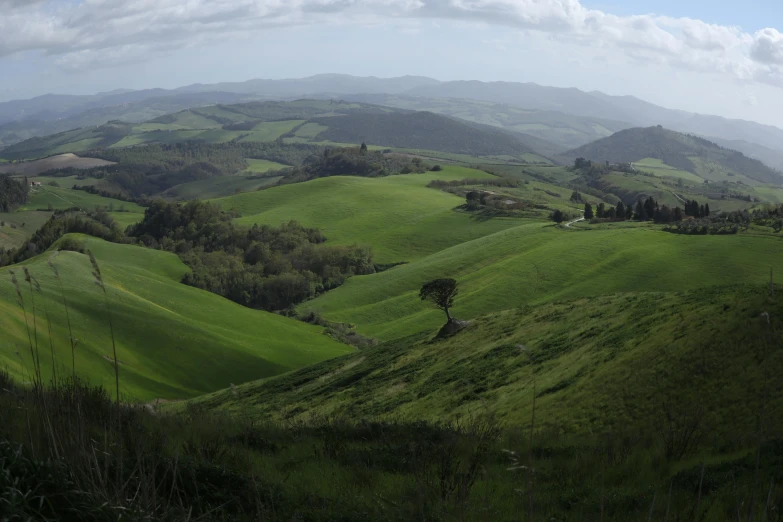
[212,166,523,263]
[303,223,783,340]
[8,362,783,521]
[163,285,783,520]
[189,286,782,428]
[0,234,352,400]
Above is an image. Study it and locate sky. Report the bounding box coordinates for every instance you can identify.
[2,0,783,127]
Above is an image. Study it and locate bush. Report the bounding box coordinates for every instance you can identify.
[58,236,84,253]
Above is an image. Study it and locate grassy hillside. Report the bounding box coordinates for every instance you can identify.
[0,211,53,249]
[0,235,352,400]
[189,284,783,435]
[302,223,783,340]
[563,127,783,185]
[311,111,546,160]
[212,166,526,263]
[21,185,146,212]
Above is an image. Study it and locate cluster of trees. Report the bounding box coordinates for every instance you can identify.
[276,148,426,186]
[752,205,783,232]
[428,178,520,190]
[664,212,746,235]
[466,191,527,212]
[684,199,711,218]
[127,200,375,311]
[76,142,328,196]
[582,197,711,224]
[0,176,28,212]
[572,158,635,177]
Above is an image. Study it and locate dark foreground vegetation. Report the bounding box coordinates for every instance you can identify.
[6,362,783,521]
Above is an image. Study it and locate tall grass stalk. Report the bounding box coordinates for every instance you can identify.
[49,254,76,381]
[88,249,123,503]
[32,274,57,387]
[9,269,38,386]
[88,250,119,413]
[22,267,42,387]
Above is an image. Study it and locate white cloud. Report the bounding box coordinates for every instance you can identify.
[751,28,783,65]
[1,0,782,91]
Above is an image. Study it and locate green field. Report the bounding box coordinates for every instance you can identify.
[303,223,783,340]
[243,158,287,172]
[0,211,53,249]
[240,120,304,142]
[0,235,352,400]
[21,186,145,212]
[212,166,524,263]
[109,211,145,229]
[633,158,703,182]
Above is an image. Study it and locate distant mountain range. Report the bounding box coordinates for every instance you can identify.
[1,74,783,171]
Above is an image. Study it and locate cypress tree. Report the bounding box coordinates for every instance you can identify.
[616,201,626,221]
[584,203,594,219]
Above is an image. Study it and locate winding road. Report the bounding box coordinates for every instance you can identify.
[564,210,586,228]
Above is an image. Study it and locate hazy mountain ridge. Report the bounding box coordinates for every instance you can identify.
[3,74,783,172]
[562,126,783,185]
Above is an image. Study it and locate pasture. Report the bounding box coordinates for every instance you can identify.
[211,166,524,263]
[303,223,783,340]
[0,235,352,400]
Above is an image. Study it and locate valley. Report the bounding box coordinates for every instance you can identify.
[3,80,783,521]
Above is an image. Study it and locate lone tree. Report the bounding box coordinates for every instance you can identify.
[551,209,565,223]
[360,142,368,153]
[584,202,594,219]
[420,278,458,322]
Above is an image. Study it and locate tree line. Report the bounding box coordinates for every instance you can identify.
[561,197,712,225]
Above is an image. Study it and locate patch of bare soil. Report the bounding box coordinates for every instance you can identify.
[0,153,115,176]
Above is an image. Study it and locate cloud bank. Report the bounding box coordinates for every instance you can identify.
[2,0,782,87]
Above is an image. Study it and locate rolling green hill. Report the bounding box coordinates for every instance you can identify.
[211,166,527,263]
[187,284,783,437]
[562,127,783,185]
[0,235,352,400]
[300,222,783,341]
[345,93,631,152]
[1,100,551,165]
